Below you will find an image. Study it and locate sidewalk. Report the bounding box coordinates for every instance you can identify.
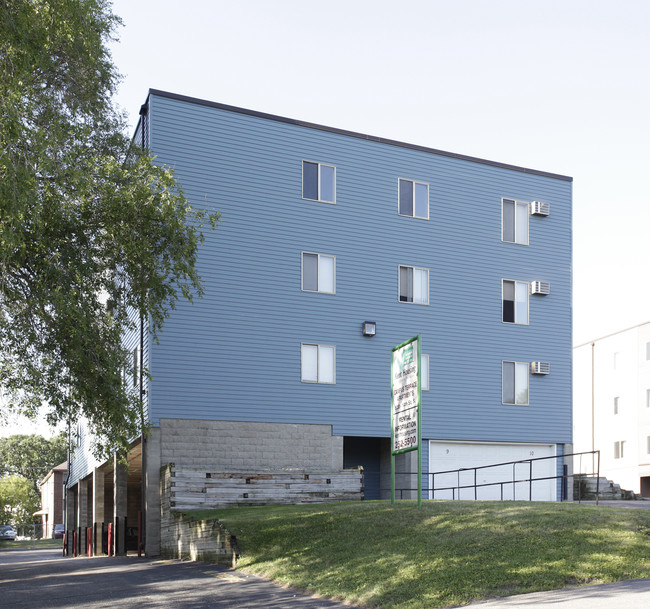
[469,579,650,608]
[575,499,650,510]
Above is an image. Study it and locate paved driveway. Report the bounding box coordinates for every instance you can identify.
[3,544,650,609]
[0,547,351,609]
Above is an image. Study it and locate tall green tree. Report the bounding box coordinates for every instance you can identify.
[0,0,219,456]
[0,434,68,495]
[0,475,39,525]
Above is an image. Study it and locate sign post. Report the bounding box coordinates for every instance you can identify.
[391,335,422,506]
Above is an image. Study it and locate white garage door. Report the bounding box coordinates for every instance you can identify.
[429,441,557,501]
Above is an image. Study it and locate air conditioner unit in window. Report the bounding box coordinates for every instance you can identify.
[531,281,551,295]
[531,361,550,375]
[531,201,550,216]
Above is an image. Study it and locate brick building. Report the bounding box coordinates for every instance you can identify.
[38,462,66,538]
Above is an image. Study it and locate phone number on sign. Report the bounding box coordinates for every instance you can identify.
[394,435,417,450]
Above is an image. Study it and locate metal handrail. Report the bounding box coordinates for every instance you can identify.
[387,450,600,502]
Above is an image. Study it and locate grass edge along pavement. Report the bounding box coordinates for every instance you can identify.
[189,500,650,609]
[0,538,61,550]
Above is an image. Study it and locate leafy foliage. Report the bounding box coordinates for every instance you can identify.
[0,475,39,525]
[0,434,67,494]
[0,1,219,455]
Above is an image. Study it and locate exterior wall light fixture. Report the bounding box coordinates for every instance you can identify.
[362,321,376,337]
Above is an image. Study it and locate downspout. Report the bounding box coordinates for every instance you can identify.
[63,419,71,556]
[139,313,146,556]
[138,101,148,556]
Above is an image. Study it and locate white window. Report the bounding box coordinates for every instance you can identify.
[646,389,650,408]
[502,198,529,245]
[302,252,335,293]
[502,361,529,405]
[302,161,335,203]
[399,265,429,304]
[421,353,430,391]
[647,436,650,455]
[399,179,429,219]
[301,344,335,384]
[502,280,529,324]
[613,397,619,414]
[646,342,650,360]
[614,440,625,459]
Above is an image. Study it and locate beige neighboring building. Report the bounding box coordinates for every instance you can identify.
[39,462,67,538]
[574,322,650,496]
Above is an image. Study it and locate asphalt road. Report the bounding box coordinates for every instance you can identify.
[2,544,650,609]
[0,547,351,609]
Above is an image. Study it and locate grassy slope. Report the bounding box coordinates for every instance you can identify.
[191,500,650,609]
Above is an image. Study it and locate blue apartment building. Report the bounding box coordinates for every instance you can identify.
[66,90,572,556]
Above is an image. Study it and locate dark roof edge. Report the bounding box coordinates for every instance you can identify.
[148,89,573,183]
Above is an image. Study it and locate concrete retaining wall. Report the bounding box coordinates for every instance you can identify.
[161,463,363,511]
[159,462,363,564]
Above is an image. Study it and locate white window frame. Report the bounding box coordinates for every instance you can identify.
[614,440,625,459]
[646,389,650,408]
[502,279,529,325]
[502,198,529,245]
[502,360,529,406]
[421,353,430,391]
[398,265,429,305]
[301,343,336,384]
[301,252,336,294]
[302,160,336,204]
[613,396,619,415]
[398,178,429,220]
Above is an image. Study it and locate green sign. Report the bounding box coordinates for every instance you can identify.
[391,336,421,455]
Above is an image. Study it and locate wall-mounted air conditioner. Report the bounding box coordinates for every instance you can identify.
[531,281,551,295]
[531,361,550,375]
[531,201,550,216]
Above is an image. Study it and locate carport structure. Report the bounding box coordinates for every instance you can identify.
[65,440,143,556]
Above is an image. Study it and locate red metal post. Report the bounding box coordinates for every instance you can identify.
[107,523,113,557]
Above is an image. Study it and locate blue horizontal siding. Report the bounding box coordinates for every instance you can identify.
[68,308,150,487]
[147,93,572,445]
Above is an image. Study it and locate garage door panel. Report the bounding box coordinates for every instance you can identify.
[429,441,556,501]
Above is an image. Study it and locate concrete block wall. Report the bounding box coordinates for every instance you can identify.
[151,418,349,559]
[160,509,238,567]
[160,464,237,566]
[159,419,344,471]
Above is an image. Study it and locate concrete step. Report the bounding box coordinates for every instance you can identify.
[573,475,639,501]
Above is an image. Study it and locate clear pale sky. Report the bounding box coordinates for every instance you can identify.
[3,0,649,436]
[107,0,649,347]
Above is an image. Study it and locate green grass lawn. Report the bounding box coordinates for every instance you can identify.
[190,501,650,609]
[0,538,62,550]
